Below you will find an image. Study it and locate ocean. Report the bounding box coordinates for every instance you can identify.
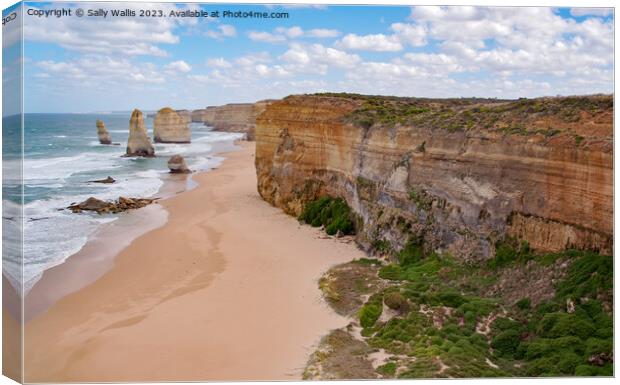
[2,112,244,295]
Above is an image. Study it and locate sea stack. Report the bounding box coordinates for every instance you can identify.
[167,155,191,174]
[153,107,191,143]
[126,109,155,157]
[96,120,112,145]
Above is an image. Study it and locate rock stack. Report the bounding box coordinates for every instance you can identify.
[153,107,191,143]
[96,119,112,144]
[126,109,155,157]
[167,155,191,174]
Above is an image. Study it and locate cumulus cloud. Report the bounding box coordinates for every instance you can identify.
[280,43,361,74]
[306,29,341,38]
[34,55,167,86]
[335,23,426,51]
[205,24,237,39]
[248,26,341,43]
[165,60,192,73]
[207,58,232,68]
[336,33,403,52]
[23,3,201,56]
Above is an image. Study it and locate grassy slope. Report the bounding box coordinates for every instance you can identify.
[300,198,613,378]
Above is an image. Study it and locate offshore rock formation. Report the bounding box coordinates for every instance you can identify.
[126,109,155,157]
[192,100,273,140]
[167,155,191,174]
[68,196,156,214]
[153,107,191,143]
[96,119,112,144]
[255,94,613,261]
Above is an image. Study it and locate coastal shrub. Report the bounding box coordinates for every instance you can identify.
[516,298,531,310]
[488,239,532,269]
[300,196,355,236]
[377,362,397,376]
[384,292,408,311]
[555,251,612,303]
[336,243,612,378]
[359,294,383,328]
[491,329,521,358]
[397,240,424,267]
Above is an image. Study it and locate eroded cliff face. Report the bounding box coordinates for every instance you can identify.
[192,100,272,140]
[154,107,191,143]
[255,95,612,261]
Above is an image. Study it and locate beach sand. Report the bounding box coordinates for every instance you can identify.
[23,141,365,382]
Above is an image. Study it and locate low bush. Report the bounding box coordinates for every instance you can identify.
[300,196,355,236]
[384,292,408,311]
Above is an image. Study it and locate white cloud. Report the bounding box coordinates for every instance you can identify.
[248,31,287,43]
[207,58,232,68]
[34,56,167,86]
[275,26,304,38]
[235,52,272,67]
[570,8,613,17]
[23,3,201,57]
[280,43,361,74]
[335,23,427,51]
[165,60,192,73]
[390,23,427,46]
[336,33,403,52]
[248,26,341,43]
[206,24,237,39]
[306,29,341,38]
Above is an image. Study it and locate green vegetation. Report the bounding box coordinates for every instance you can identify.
[408,188,434,211]
[331,238,613,378]
[299,196,355,236]
[359,294,383,328]
[309,93,612,142]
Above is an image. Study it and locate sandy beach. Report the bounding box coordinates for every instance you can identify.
[22,141,365,382]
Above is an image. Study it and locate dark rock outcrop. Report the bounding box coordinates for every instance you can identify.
[68,196,156,214]
[90,176,115,184]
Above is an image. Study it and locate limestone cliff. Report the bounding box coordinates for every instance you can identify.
[126,109,155,157]
[153,107,191,143]
[192,100,273,140]
[255,94,613,261]
[96,119,112,145]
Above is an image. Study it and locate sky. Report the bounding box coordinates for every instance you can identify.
[2,2,615,113]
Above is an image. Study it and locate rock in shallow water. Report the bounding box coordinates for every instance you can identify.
[68,196,156,214]
[90,176,115,184]
[167,155,191,174]
[96,119,112,145]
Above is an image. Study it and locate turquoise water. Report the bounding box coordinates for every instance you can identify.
[2,112,243,294]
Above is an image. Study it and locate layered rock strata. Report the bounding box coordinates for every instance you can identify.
[96,119,112,144]
[192,100,273,140]
[126,109,155,157]
[153,107,191,143]
[255,94,613,261]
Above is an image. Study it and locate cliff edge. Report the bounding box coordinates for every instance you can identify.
[255,94,612,261]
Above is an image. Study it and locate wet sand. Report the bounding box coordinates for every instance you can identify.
[23,141,365,382]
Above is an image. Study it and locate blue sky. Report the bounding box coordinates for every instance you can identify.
[3,2,614,112]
